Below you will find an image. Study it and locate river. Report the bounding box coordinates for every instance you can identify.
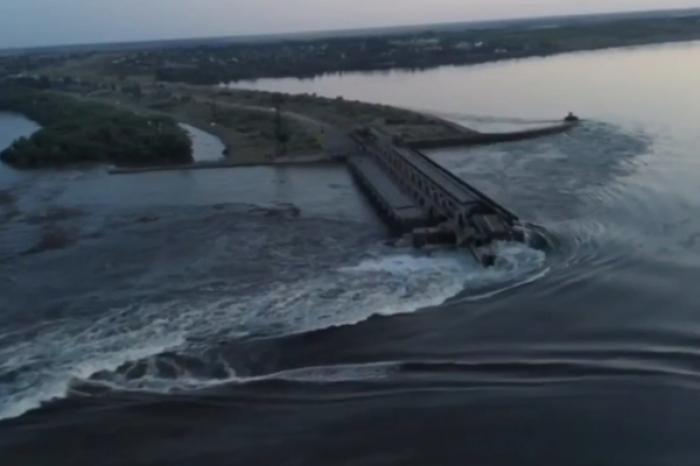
[2,42,700,466]
[179,123,226,162]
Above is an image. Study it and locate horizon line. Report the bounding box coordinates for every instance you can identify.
[3,6,700,54]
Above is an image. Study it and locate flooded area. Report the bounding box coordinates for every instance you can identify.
[3,42,700,466]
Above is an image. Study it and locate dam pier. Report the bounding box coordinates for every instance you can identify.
[345,117,578,264]
[348,128,529,265]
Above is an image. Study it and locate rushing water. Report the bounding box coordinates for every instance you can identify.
[2,42,700,465]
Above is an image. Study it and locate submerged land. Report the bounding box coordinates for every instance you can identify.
[1,8,699,168]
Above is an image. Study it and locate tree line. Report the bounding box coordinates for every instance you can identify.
[0,83,192,168]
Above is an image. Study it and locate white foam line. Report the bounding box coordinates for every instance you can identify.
[0,335,185,421]
[73,361,401,395]
[456,266,551,303]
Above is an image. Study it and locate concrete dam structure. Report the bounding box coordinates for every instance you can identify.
[348,128,529,265]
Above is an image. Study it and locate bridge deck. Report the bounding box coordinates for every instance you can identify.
[347,154,429,228]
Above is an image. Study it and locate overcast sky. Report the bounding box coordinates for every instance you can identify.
[2,0,700,48]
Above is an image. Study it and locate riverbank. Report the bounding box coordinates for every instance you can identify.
[75,89,324,164]
[1,76,578,172]
[110,154,340,174]
[60,80,482,167]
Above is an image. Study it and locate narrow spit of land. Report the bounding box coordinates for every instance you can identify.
[1,71,500,170]
[0,76,577,171]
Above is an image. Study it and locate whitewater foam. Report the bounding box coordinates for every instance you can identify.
[79,361,400,395]
[0,334,184,420]
[0,243,546,421]
[0,302,188,420]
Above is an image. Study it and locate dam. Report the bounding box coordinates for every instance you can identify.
[347,126,555,265]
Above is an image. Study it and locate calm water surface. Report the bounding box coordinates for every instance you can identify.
[179,123,226,162]
[2,43,700,466]
[0,112,39,186]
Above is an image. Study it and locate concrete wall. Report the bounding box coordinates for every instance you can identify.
[360,139,477,245]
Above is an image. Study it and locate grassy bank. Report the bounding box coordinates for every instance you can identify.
[0,85,192,168]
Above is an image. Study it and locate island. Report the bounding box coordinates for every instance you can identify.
[0,83,192,168]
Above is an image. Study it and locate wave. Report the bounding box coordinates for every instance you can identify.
[0,333,184,421]
[72,361,400,396]
[70,350,700,404]
[0,242,546,421]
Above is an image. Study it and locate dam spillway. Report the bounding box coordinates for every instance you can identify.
[347,128,527,265]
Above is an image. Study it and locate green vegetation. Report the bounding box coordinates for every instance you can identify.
[103,12,700,84]
[0,85,192,168]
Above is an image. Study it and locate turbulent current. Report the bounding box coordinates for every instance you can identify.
[2,42,700,466]
[0,172,547,420]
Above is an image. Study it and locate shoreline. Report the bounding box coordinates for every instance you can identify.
[1,81,577,173]
[223,37,700,85]
[109,155,342,175]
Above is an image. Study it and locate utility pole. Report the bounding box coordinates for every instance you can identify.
[209,101,219,123]
[273,96,289,158]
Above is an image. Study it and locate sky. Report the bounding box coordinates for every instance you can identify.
[2,0,700,48]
